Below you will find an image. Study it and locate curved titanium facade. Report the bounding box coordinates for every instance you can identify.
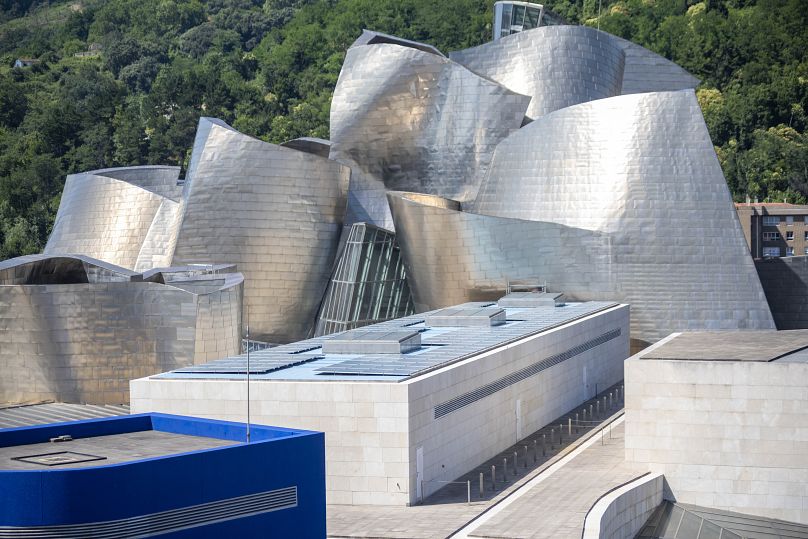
[391,91,775,346]
[330,43,530,229]
[612,35,701,95]
[44,166,181,271]
[0,255,242,404]
[172,118,349,343]
[387,192,610,311]
[449,25,625,119]
[449,26,699,119]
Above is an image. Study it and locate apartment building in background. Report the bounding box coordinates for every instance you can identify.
[735,202,808,258]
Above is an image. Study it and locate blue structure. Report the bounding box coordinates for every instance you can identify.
[0,413,325,538]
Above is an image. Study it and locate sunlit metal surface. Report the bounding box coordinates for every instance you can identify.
[0,255,242,405]
[330,42,530,229]
[280,137,332,159]
[172,118,349,343]
[390,90,775,347]
[612,35,701,95]
[450,25,625,119]
[450,25,699,119]
[314,223,414,336]
[44,166,181,271]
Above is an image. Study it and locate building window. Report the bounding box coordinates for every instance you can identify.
[763,232,781,241]
[763,216,780,226]
[805,231,808,241]
[787,216,794,225]
[804,215,808,224]
[787,247,795,256]
[763,247,781,257]
[787,231,794,240]
[804,246,808,255]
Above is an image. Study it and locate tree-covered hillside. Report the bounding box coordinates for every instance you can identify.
[0,0,805,259]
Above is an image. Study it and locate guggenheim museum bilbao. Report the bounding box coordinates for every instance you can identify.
[0,22,783,407]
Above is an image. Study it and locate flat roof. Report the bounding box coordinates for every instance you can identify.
[159,301,621,382]
[0,403,129,429]
[0,430,236,470]
[641,330,808,362]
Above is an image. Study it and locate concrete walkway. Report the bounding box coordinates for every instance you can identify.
[460,420,642,538]
[328,386,633,538]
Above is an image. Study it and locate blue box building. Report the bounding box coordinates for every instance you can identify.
[0,413,325,538]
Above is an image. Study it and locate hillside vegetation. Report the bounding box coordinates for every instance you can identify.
[0,0,805,258]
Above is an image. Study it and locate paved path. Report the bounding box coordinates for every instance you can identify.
[462,420,641,539]
[328,386,632,538]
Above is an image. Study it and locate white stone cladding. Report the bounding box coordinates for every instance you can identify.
[625,337,808,524]
[131,303,628,506]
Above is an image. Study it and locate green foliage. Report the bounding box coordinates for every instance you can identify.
[0,0,805,258]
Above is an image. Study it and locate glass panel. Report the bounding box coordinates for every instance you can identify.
[500,4,512,37]
[525,5,541,28]
[676,511,702,538]
[658,503,684,538]
[696,519,722,539]
[511,4,525,30]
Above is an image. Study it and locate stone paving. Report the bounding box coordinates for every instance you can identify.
[327,384,628,538]
[467,422,641,538]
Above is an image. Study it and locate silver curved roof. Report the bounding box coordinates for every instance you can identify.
[44,166,181,271]
[329,43,530,229]
[450,25,626,119]
[172,117,349,343]
[388,90,775,345]
[0,254,243,404]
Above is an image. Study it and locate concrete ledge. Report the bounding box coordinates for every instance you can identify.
[582,472,663,539]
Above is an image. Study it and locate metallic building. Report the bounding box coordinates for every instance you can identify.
[390,90,775,348]
[172,118,349,343]
[450,25,625,119]
[280,137,332,159]
[314,222,413,336]
[44,166,181,271]
[0,254,243,405]
[450,26,698,119]
[329,39,530,229]
[387,191,610,310]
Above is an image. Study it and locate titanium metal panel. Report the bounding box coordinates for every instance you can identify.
[44,166,181,271]
[329,43,530,229]
[0,255,243,405]
[612,35,700,95]
[450,26,698,119]
[280,137,332,159]
[449,25,625,119]
[351,29,444,56]
[395,90,773,346]
[172,118,349,343]
[388,191,611,313]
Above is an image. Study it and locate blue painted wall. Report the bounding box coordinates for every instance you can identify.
[0,414,326,538]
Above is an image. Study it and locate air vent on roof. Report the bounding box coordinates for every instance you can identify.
[498,291,566,308]
[425,306,506,328]
[323,329,421,355]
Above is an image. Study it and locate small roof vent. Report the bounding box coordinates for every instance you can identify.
[426,306,506,328]
[323,329,421,355]
[498,291,565,308]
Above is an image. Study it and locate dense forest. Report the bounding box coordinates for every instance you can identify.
[0,0,805,258]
